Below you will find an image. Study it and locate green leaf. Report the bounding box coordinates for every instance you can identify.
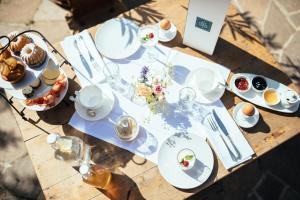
[185,155,193,160]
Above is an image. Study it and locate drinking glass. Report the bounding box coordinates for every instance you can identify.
[178,87,196,113]
[138,24,159,63]
[103,62,124,93]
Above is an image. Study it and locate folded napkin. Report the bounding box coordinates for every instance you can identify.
[60,30,106,85]
[62,32,254,168]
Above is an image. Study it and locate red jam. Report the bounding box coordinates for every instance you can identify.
[235,77,249,91]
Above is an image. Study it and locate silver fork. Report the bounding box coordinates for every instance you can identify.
[207,115,238,162]
[78,35,103,74]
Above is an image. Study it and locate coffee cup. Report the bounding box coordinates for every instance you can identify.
[195,68,223,95]
[77,85,104,110]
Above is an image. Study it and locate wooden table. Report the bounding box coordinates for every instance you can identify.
[8,1,300,199]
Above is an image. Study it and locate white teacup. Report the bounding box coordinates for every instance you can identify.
[195,68,222,95]
[77,85,104,110]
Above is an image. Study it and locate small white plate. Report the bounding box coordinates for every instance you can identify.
[0,33,50,90]
[75,85,115,121]
[232,102,260,128]
[94,18,141,59]
[158,133,214,189]
[185,68,226,104]
[158,22,177,42]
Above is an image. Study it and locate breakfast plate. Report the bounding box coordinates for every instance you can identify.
[229,73,300,113]
[185,68,226,104]
[74,84,115,121]
[158,132,214,189]
[94,18,141,59]
[233,102,260,128]
[0,33,50,90]
[19,68,68,111]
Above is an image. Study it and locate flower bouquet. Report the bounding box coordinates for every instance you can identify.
[134,66,168,113]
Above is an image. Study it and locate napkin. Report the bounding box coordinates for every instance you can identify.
[62,33,254,168]
[60,30,106,86]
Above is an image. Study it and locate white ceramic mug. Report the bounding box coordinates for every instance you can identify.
[195,68,222,95]
[77,85,104,110]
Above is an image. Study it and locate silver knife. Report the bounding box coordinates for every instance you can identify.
[73,39,93,78]
[212,109,241,160]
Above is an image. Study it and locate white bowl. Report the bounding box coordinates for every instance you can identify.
[251,75,268,93]
[263,88,281,106]
[232,75,251,93]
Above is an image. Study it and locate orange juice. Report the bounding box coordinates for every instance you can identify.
[80,164,112,189]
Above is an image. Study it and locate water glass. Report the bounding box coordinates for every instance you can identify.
[103,62,124,92]
[178,87,196,112]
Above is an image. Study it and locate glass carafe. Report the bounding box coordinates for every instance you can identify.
[47,133,91,164]
[79,163,112,189]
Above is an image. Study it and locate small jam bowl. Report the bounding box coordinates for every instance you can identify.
[233,75,251,93]
[177,148,196,171]
[263,88,281,106]
[251,75,268,93]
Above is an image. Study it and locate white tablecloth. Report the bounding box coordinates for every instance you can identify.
[62,30,254,169]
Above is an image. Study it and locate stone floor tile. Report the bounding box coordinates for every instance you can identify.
[277,0,300,13]
[0,0,41,24]
[255,173,285,200]
[0,22,29,35]
[263,1,296,48]
[290,13,300,28]
[280,187,300,200]
[30,20,71,43]
[235,0,270,21]
[34,0,68,22]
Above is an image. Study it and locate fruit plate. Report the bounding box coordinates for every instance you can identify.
[19,68,68,111]
[158,133,214,189]
[0,33,50,90]
[94,18,141,59]
[229,73,300,113]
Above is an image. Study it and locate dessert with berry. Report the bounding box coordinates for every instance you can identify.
[177,148,196,170]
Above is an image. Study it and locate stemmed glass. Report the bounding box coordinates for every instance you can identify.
[138,24,159,63]
[178,87,196,113]
[103,62,125,93]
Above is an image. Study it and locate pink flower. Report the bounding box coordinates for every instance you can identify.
[153,84,163,94]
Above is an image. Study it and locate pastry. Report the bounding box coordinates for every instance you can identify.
[22,86,34,98]
[160,19,171,30]
[21,43,46,68]
[0,44,11,61]
[8,31,31,54]
[0,57,26,83]
[30,78,41,89]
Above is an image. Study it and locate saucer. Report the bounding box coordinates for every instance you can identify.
[185,68,226,104]
[75,85,115,121]
[158,133,214,189]
[232,102,260,128]
[158,22,177,42]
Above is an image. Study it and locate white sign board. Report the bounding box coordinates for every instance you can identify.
[183,0,231,55]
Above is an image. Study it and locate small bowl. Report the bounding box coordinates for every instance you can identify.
[115,116,139,141]
[233,75,251,93]
[263,88,281,106]
[252,75,268,93]
[177,148,196,170]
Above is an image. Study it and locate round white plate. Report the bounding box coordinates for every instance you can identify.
[232,102,260,128]
[95,18,141,59]
[158,22,177,42]
[0,33,50,90]
[185,68,226,104]
[19,68,68,111]
[158,133,214,189]
[75,85,115,121]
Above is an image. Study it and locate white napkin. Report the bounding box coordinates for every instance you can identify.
[60,30,106,85]
[61,33,254,168]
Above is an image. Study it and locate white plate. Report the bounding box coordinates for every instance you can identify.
[75,85,115,121]
[158,22,177,42]
[19,68,68,111]
[232,102,260,128]
[185,68,226,104]
[158,133,214,189]
[0,33,50,90]
[5,53,58,100]
[94,18,141,59]
[229,73,300,113]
